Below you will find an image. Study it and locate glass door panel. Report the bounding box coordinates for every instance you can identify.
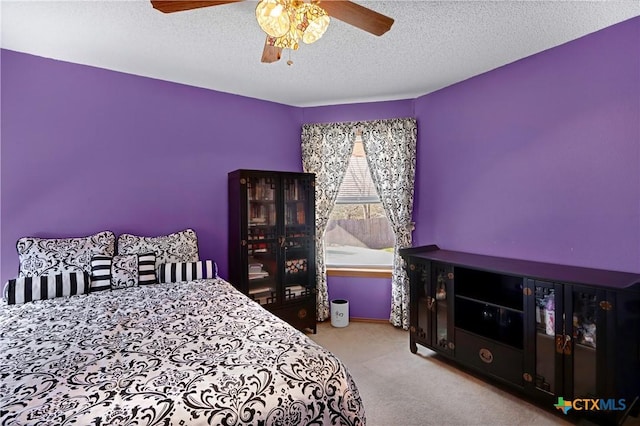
[571,290,598,398]
[534,283,557,394]
[283,176,312,229]
[283,248,312,301]
[432,263,453,353]
[412,263,430,344]
[247,176,276,226]
[246,176,278,305]
[282,176,314,301]
[247,247,278,306]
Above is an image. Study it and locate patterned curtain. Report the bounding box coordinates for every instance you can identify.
[360,118,417,329]
[301,123,356,320]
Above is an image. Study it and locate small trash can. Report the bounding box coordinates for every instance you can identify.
[331,299,349,327]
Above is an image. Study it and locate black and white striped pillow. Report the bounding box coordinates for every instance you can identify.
[90,255,112,292]
[138,253,157,285]
[4,271,90,305]
[158,260,217,283]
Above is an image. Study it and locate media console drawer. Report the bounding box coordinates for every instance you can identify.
[455,328,523,387]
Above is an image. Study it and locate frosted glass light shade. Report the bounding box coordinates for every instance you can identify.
[299,4,329,44]
[256,0,291,38]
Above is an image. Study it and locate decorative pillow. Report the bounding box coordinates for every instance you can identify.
[111,254,139,289]
[157,260,217,283]
[4,271,90,305]
[90,255,113,292]
[117,229,198,268]
[90,253,157,291]
[17,231,116,278]
[137,253,157,285]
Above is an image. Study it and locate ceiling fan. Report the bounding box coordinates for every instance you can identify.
[150,1,394,64]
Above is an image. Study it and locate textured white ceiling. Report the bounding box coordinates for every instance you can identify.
[2,1,639,107]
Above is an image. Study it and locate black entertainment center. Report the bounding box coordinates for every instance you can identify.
[400,245,640,425]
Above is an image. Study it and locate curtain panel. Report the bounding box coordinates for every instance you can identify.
[360,118,417,329]
[301,123,356,320]
[301,118,416,328]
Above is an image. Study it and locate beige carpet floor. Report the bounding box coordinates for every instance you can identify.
[309,321,629,426]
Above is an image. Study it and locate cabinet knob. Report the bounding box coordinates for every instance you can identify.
[298,308,307,319]
[523,373,533,383]
[479,348,493,364]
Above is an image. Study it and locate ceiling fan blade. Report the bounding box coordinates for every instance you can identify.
[151,1,244,13]
[320,1,394,36]
[261,37,282,63]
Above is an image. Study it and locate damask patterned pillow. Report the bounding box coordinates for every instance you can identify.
[4,271,90,305]
[111,254,139,289]
[157,260,217,283]
[90,253,157,291]
[117,229,199,268]
[16,231,115,278]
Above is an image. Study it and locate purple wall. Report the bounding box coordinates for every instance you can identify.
[1,16,638,321]
[301,99,414,123]
[327,275,391,320]
[413,16,640,273]
[1,50,303,284]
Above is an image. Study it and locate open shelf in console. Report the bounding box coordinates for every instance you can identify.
[455,267,523,310]
[455,297,523,349]
[454,266,524,349]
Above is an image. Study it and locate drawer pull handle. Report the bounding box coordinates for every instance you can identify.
[479,348,493,364]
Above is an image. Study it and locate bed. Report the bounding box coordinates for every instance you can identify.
[1,230,365,425]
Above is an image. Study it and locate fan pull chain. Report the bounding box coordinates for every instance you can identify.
[287,50,293,66]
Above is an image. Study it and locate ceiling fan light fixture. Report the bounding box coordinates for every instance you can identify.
[256,0,291,38]
[272,29,300,50]
[298,3,329,44]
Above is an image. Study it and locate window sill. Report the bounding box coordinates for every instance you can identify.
[326,267,392,279]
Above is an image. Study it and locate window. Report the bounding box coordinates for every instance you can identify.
[324,137,394,270]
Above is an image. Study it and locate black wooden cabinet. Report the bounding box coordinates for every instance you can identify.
[228,170,316,333]
[407,260,455,355]
[400,245,640,424]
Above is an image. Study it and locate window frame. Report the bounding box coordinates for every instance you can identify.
[324,138,393,274]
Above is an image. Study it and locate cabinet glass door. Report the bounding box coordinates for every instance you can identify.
[431,263,453,353]
[528,280,561,396]
[411,262,431,347]
[246,176,278,306]
[567,287,600,399]
[282,176,315,301]
[409,261,453,354]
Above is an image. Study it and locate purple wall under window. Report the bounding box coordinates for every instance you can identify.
[327,275,391,321]
[1,17,638,321]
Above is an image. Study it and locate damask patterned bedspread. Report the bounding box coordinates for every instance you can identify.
[0,279,365,425]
